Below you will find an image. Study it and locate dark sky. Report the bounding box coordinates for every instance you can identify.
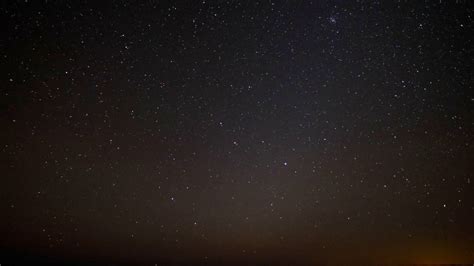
[1,1,473,265]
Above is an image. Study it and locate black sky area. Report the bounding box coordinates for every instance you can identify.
[1,1,473,265]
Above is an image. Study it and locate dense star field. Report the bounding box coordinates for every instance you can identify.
[1,1,473,265]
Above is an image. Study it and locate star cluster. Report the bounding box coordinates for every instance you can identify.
[1,1,473,265]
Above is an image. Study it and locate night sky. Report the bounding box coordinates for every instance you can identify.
[1,1,473,265]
